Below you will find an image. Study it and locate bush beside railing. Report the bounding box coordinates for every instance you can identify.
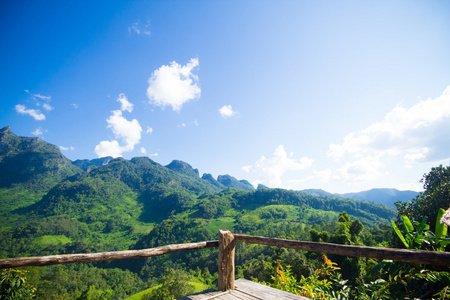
[1,230,450,291]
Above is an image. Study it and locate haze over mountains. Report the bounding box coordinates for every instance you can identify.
[0,126,418,208]
[0,125,405,298]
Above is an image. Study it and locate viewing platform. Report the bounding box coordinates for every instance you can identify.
[183,278,310,300]
[1,230,450,299]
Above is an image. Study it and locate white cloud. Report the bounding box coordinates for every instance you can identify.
[117,93,133,112]
[32,127,46,136]
[334,155,385,182]
[129,20,151,35]
[33,93,51,100]
[95,140,123,158]
[177,123,186,128]
[59,145,74,151]
[15,104,45,121]
[219,105,238,118]
[147,58,201,111]
[42,103,53,111]
[140,147,146,154]
[327,85,450,165]
[245,145,313,188]
[72,103,78,109]
[94,97,142,157]
[106,110,142,151]
[241,165,251,173]
[146,127,153,134]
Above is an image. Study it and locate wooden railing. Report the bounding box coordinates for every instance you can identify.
[1,230,450,292]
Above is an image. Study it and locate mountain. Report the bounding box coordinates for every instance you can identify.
[0,126,81,211]
[300,189,335,197]
[217,174,255,191]
[72,156,113,171]
[301,188,419,207]
[341,188,419,207]
[201,173,226,189]
[0,126,399,299]
[166,160,200,178]
[257,184,269,190]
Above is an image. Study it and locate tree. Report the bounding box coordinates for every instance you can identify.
[396,165,450,231]
[142,268,194,300]
[0,269,36,299]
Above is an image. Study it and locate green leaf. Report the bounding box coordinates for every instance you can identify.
[413,217,428,246]
[392,220,409,248]
[402,215,414,233]
[435,208,447,240]
[367,261,384,278]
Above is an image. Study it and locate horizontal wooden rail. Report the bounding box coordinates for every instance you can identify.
[234,234,450,267]
[0,240,219,269]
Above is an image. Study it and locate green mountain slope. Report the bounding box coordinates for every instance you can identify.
[0,126,81,214]
[0,127,407,299]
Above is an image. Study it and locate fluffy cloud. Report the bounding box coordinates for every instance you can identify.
[15,105,45,121]
[245,145,313,188]
[327,85,450,165]
[95,140,123,158]
[147,58,201,111]
[32,93,51,100]
[219,105,237,118]
[95,94,142,158]
[128,20,151,35]
[59,145,75,151]
[146,127,153,134]
[42,103,54,111]
[117,93,133,112]
[32,127,46,136]
[334,155,385,182]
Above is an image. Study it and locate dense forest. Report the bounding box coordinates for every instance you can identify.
[0,126,449,299]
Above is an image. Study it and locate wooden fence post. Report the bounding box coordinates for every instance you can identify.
[218,230,235,291]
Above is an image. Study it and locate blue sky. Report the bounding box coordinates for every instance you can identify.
[2,1,450,193]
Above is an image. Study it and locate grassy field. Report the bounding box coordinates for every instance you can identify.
[206,216,235,234]
[125,281,211,300]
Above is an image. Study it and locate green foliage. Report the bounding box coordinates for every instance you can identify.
[391,210,450,251]
[0,269,36,299]
[260,256,349,300]
[396,165,450,231]
[76,285,112,300]
[26,264,144,300]
[141,269,194,300]
[0,127,408,298]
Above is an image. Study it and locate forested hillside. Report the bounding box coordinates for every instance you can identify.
[2,127,439,300]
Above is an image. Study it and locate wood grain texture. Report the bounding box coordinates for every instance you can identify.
[183,279,310,299]
[234,234,450,266]
[0,241,219,269]
[218,230,236,291]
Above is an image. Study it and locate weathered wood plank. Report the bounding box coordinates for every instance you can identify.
[0,241,219,269]
[234,234,450,266]
[234,278,310,300]
[183,279,311,300]
[218,230,236,291]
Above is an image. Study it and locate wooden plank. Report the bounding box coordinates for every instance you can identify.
[183,279,311,299]
[0,241,219,269]
[234,278,310,300]
[218,230,236,291]
[234,234,450,266]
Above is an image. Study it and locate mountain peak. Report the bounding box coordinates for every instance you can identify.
[217,174,255,191]
[1,126,12,134]
[165,160,199,178]
[0,126,81,191]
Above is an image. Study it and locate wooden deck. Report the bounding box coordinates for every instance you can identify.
[181,278,310,300]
